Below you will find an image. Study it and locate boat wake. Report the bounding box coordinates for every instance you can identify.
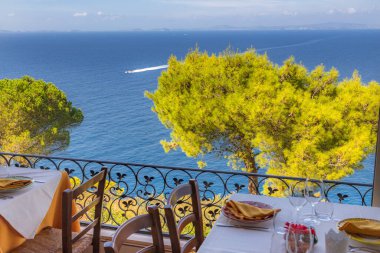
[256,38,326,52]
[125,65,168,74]
[125,38,329,74]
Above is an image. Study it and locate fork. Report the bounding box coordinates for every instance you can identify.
[0,194,13,200]
[33,179,45,183]
[349,245,380,253]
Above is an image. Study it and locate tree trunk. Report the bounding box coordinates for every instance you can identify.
[242,146,258,194]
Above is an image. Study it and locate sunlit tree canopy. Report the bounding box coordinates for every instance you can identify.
[0,76,83,154]
[146,49,380,182]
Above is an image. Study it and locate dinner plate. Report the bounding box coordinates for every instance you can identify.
[0,176,33,193]
[337,218,380,246]
[222,201,275,224]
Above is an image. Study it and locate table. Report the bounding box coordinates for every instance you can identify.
[198,193,380,253]
[0,167,80,253]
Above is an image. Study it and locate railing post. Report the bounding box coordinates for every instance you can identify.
[372,108,380,207]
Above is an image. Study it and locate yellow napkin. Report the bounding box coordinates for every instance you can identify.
[0,178,32,189]
[225,200,280,220]
[339,219,380,237]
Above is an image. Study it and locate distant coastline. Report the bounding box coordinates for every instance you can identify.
[1,22,380,33]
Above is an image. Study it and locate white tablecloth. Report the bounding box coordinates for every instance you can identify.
[198,193,380,253]
[0,167,61,239]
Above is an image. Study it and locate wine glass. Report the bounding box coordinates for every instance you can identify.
[270,230,286,252]
[0,164,10,178]
[285,222,315,253]
[272,204,288,234]
[285,181,307,222]
[304,179,323,225]
[315,198,334,221]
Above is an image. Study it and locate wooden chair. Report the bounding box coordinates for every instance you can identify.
[12,167,108,253]
[164,179,204,253]
[104,205,165,253]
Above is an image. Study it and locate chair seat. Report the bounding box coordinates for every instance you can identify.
[12,227,93,253]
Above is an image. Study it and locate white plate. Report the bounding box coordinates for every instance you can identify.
[338,218,380,246]
[222,201,276,224]
[0,176,33,193]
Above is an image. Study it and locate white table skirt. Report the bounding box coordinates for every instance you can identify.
[198,193,380,253]
[0,166,61,239]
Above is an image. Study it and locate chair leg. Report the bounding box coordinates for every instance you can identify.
[93,241,100,253]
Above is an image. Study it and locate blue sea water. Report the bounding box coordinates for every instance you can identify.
[0,30,379,187]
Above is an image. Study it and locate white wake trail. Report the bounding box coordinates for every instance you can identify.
[256,39,325,52]
[125,65,168,74]
[125,39,326,74]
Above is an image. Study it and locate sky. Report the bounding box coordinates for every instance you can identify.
[0,0,379,31]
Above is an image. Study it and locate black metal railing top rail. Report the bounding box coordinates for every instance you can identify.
[0,152,374,231]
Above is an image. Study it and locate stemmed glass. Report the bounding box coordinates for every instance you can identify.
[285,181,307,223]
[0,165,10,178]
[304,179,323,225]
[285,222,315,253]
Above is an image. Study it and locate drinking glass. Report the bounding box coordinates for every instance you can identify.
[272,206,289,234]
[270,231,286,253]
[285,222,315,253]
[0,165,10,178]
[315,199,334,221]
[304,179,323,225]
[285,181,307,222]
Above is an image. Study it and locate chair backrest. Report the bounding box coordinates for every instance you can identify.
[104,205,165,253]
[164,179,204,253]
[62,167,108,253]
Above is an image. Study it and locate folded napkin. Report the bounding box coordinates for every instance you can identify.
[0,178,32,189]
[339,219,380,237]
[225,200,280,220]
[325,229,348,253]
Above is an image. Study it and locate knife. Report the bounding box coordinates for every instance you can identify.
[215,223,269,231]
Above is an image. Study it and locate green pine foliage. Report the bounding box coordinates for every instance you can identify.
[146,49,380,181]
[0,76,83,154]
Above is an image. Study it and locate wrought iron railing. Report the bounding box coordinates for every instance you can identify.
[0,152,374,231]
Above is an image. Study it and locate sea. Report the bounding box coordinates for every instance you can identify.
[0,30,379,190]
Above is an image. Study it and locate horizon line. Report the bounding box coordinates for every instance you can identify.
[1,28,380,33]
